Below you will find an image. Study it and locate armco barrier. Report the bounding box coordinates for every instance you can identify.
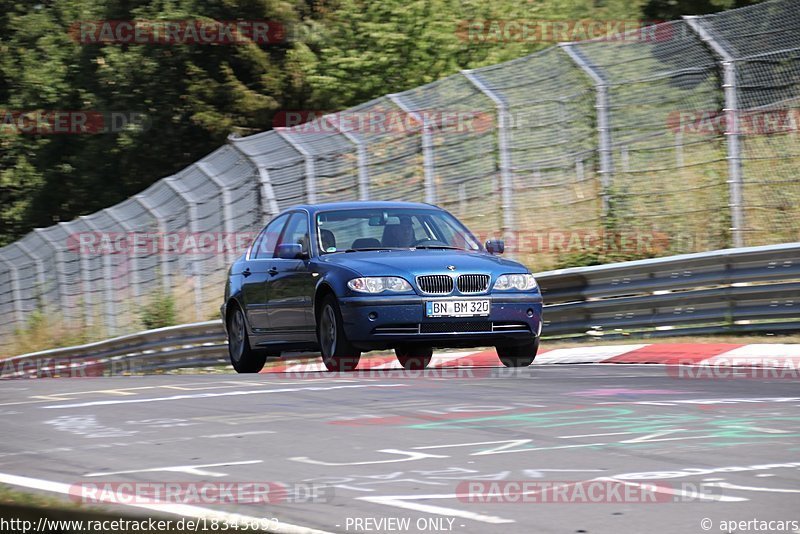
[2,243,798,377]
[1,321,227,378]
[538,242,800,337]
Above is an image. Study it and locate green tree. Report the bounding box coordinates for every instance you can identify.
[0,0,308,244]
[304,0,647,109]
[2,0,652,245]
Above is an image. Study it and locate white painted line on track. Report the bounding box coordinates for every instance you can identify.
[558,431,635,439]
[39,383,408,409]
[711,344,800,358]
[595,396,800,406]
[85,460,263,478]
[0,430,277,459]
[282,362,328,373]
[600,477,747,502]
[357,471,749,525]
[0,472,335,534]
[708,482,800,493]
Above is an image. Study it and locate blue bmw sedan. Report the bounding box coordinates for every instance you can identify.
[221,201,543,372]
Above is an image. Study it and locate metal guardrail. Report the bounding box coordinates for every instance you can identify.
[2,243,799,377]
[0,321,228,378]
[538,242,800,338]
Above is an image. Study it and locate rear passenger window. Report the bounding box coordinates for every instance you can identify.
[252,214,289,259]
[278,213,310,255]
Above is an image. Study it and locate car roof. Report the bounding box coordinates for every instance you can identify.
[288,201,441,214]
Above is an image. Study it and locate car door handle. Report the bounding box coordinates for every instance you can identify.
[268,267,279,276]
[242,268,251,278]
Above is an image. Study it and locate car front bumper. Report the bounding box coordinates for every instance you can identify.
[338,293,543,350]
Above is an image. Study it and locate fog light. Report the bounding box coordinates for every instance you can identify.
[368,312,378,321]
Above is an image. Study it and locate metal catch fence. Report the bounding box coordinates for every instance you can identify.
[1,0,798,353]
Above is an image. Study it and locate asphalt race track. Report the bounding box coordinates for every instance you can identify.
[1,362,799,533]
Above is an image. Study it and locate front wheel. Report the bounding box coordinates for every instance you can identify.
[496,337,539,368]
[318,296,361,372]
[227,306,267,373]
[395,345,433,370]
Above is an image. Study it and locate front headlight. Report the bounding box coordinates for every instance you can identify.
[347,277,412,293]
[494,273,538,291]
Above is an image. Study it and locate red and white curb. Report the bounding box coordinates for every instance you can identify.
[261,343,800,374]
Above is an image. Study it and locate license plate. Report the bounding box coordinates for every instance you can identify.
[425,299,490,317]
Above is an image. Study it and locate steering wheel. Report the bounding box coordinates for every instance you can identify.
[412,238,449,247]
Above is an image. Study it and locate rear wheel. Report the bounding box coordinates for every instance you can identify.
[318,295,361,372]
[227,306,267,373]
[496,337,539,368]
[395,345,433,370]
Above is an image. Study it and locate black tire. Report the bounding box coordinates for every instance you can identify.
[496,337,539,368]
[395,345,433,370]
[227,306,267,373]
[318,295,361,372]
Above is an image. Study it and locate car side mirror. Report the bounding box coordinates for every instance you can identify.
[485,239,504,255]
[276,243,306,259]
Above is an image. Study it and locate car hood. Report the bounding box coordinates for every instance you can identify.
[316,249,528,277]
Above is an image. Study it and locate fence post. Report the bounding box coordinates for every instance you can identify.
[79,217,117,336]
[683,16,745,248]
[165,177,203,321]
[104,208,141,306]
[33,228,70,321]
[387,93,437,204]
[66,222,95,328]
[135,194,171,294]
[560,43,614,216]
[323,115,370,200]
[196,162,236,266]
[461,70,516,253]
[15,241,46,305]
[275,128,317,204]
[0,253,25,327]
[228,137,280,220]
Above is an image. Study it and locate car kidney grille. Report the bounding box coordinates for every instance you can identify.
[457,274,490,293]
[417,275,454,294]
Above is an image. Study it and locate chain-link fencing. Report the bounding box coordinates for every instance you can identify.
[1,0,798,353]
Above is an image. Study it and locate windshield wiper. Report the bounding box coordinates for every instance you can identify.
[344,247,394,252]
[412,245,462,250]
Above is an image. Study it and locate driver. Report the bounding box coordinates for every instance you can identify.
[381,217,415,248]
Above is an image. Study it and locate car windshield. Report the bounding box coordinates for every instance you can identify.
[316,208,481,254]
